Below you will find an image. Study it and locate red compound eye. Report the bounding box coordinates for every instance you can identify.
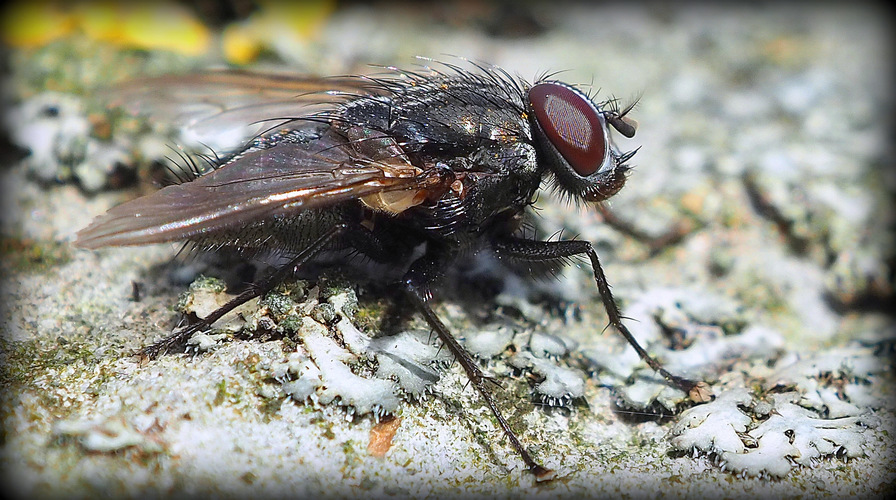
[529,82,607,176]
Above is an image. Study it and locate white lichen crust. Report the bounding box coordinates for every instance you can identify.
[670,344,883,479]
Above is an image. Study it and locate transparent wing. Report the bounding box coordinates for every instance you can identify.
[75,132,430,248]
[105,70,382,150]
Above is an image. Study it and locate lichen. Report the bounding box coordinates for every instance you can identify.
[0,236,72,273]
[509,350,585,408]
[669,343,885,478]
[765,345,889,416]
[582,287,784,412]
[180,276,593,420]
[52,417,164,454]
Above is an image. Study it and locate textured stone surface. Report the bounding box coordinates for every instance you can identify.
[2,3,893,498]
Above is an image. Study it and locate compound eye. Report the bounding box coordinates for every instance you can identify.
[529,82,607,176]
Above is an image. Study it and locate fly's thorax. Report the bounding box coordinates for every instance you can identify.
[339,77,531,163]
[332,75,543,238]
[411,141,541,242]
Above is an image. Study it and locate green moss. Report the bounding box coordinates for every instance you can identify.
[259,291,298,322]
[188,275,228,293]
[358,475,377,490]
[271,279,309,298]
[177,275,228,311]
[1,237,72,274]
[0,336,109,429]
[0,338,40,389]
[317,275,354,300]
[310,303,336,325]
[1,337,98,387]
[351,298,390,333]
[9,36,202,99]
[341,439,360,468]
[279,316,303,335]
[213,378,228,406]
[321,422,336,440]
[279,333,299,352]
[257,396,284,421]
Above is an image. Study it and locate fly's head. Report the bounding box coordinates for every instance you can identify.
[527,81,638,203]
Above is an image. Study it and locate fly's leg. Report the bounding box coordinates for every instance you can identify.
[140,224,348,359]
[403,252,556,482]
[596,204,695,256]
[577,164,693,255]
[493,237,712,403]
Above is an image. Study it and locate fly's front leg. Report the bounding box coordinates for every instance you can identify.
[596,204,695,256]
[140,224,349,359]
[402,250,555,481]
[493,237,712,403]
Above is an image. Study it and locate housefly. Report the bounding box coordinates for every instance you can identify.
[75,59,711,481]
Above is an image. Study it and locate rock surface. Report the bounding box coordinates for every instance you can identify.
[2,3,893,498]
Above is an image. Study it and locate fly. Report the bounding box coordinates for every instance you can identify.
[75,58,712,481]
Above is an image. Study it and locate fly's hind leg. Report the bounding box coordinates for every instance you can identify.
[140,224,349,359]
[597,204,696,256]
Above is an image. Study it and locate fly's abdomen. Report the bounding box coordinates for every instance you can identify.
[186,207,352,257]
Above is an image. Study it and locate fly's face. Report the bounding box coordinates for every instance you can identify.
[527,82,639,203]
